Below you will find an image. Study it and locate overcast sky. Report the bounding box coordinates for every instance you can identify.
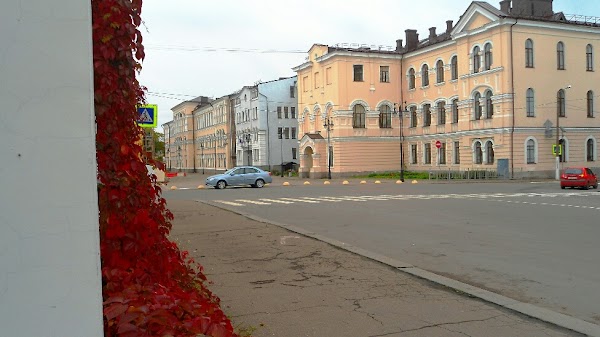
[137,0,600,129]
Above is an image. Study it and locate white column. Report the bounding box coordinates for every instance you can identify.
[0,0,104,336]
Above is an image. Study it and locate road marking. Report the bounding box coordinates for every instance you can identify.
[280,198,320,203]
[259,198,295,204]
[238,199,271,205]
[214,200,244,206]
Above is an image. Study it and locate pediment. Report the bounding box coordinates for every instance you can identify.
[452,3,502,35]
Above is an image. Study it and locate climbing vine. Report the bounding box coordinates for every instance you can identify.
[92,0,238,335]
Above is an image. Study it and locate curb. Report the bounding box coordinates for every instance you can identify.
[196,199,600,337]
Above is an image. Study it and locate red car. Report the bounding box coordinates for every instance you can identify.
[560,167,598,190]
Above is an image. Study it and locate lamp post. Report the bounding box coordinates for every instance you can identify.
[200,142,204,174]
[214,137,218,174]
[177,145,181,172]
[555,85,571,180]
[239,133,252,166]
[323,117,334,180]
[167,148,171,171]
[394,102,408,182]
[279,127,284,177]
[245,133,252,166]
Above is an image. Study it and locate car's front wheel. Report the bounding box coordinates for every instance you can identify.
[255,179,265,188]
[560,185,565,190]
[216,180,227,189]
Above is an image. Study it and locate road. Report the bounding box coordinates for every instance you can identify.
[164,180,600,325]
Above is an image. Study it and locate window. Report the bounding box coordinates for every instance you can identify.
[473,46,481,73]
[485,141,494,164]
[253,149,259,162]
[314,72,320,88]
[474,142,483,164]
[292,147,297,160]
[424,143,431,164]
[437,101,446,125]
[451,56,458,80]
[277,127,282,139]
[557,42,565,70]
[485,90,493,119]
[277,106,282,119]
[484,43,493,70]
[527,139,536,164]
[587,44,594,71]
[587,139,595,161]
[291,107,296,119]
[474,92,482,120]
[284,128,290,139]
[526,88,535,117]
[557,89,566,117]
[411,144,418,164]
[421,64,429,87]
[291,127,297,139]
[326,67,332,85]
[452,99,459,123]
[380,66,390,83]
[525,39,534,68]
[436,60,444,83]
[253,107,258,120]
[353,104,366,128]
[410,106,417,128]
[588,91,594,117]
[439,142,446,164]
[353,65,363,81]
[408,68,416,89]
[379,105,392,128]
[423,104,431,127]
[284,107,289,119]
[454,141,460,164]
[290,85,296,98]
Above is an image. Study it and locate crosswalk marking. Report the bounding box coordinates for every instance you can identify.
[213,191,600,207]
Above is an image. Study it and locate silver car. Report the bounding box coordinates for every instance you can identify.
[205,166,273,189]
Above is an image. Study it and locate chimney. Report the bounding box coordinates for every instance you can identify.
[396,39,404,52]
[405,29,419,51]
[429,27,437,43]
[500,0,511,14]
[446,20,454,33]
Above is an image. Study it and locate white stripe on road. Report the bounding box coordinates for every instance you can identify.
[237,200,271,205]
[214,200,244,206]
[259,199,295,204]
[280,198,320,203]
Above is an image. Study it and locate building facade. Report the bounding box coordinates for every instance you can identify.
[294,0,600,179]
[234,77,299,171]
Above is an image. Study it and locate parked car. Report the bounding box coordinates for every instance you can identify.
[560,167,598,190]
[206,166,272,189]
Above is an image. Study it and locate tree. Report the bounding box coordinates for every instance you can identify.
[154,130,165,161]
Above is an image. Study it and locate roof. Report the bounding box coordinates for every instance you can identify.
[305,133,324,140]
[473,1,505,17]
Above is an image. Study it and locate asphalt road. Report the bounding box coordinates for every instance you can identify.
[164,180,600,325]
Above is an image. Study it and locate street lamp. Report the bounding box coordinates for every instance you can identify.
[239,133,252,166]
[323,117,334,180]
[393,102,408,182]
[177,145,181,172]
[278,127,284,177]
[555,85,571,180]
[200,142,205,174]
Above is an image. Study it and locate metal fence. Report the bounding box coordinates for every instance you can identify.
[428,169,499,180]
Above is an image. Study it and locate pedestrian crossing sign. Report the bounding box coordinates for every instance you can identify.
[136,104,158,128]
[552,144,562,156]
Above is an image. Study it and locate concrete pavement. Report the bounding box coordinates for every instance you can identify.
[168,199,584,337]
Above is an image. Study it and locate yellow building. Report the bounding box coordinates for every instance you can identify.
[294,0,600,179]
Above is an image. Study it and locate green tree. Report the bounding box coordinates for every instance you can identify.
[154,130,165,161]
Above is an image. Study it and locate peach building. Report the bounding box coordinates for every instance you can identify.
[293,0,600,179]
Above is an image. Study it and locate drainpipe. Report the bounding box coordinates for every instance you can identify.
[259,92,271,171]
[191,110,196,173]
[509,19,518,179]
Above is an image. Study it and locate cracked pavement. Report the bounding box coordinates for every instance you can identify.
[169,200,581,337]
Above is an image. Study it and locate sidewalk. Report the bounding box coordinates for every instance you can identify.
[168,200,581,337]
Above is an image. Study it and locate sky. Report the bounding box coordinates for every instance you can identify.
[137,0,600,129]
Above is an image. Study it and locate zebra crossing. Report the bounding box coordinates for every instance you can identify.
[213,191,600,208]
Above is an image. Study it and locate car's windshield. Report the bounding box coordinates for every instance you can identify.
[223,168,235,175]
[564,168,582,175]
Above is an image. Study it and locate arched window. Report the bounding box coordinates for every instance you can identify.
[586,44,594,71]
[421,64,429,87]
[525,39,534,68]
[437,101,446,125]
[451,55,458,80]
[526,139,536,164]
[379,105,392,128]
[526,88,535,117]
[474,141,483,164]
[587,138,595,162]
[451,98,459,123]
[557,42,565,70]
[410,106,417,128]
[352,104,366,128]
[557,89,566,117]
[423,104,432,127]
[408,68,416,89]
[436,60,445,83]
[473,46,481,73]
[485,141,494,164]
[588,90,594,118]
[485,90,493,118]
[484,43,493,70]
[473,92,482,120]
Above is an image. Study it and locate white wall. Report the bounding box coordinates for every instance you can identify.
[0,1,104,336]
